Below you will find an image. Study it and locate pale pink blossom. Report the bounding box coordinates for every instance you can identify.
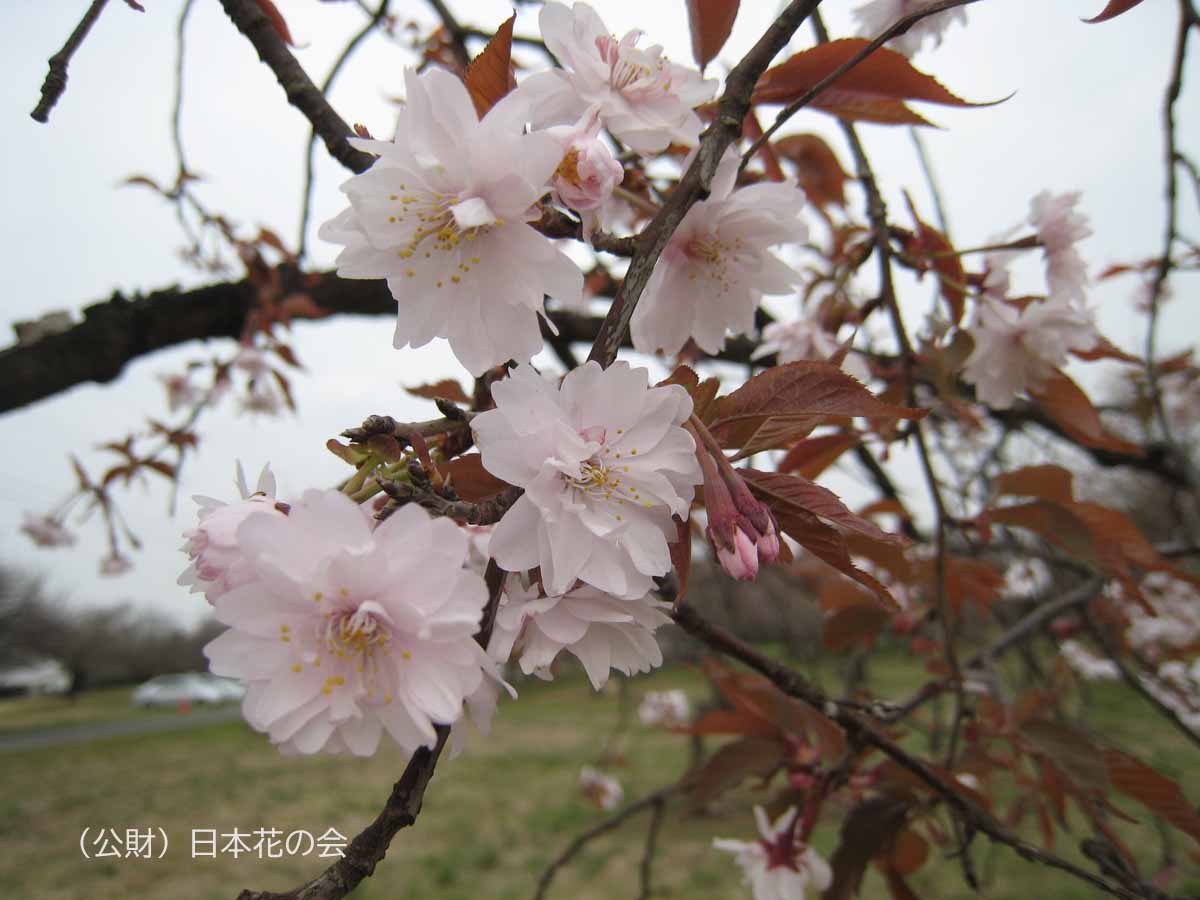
[549,109,625,239]
[204,491,497,756]
[579,765,624,810]
[20,513,76,548]
[962,297,1097,409]
[159,373,205,413]
[319,68,583,376]
[638,689,691,728]
[754,318,870,382]
[179,463,288,604]
[524,2,716,155]
[1028,191,1092,304]
[714,807,832,900]
[1059,640,1120,681]
[632,151,807,357]
[854,0,968,57]
[493,577,671,689]
[473,362,701,600]
[99,554,133,577]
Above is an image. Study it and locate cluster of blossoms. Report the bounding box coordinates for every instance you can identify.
[1121,573,1200,657]
[1140,660,1200,733]
[714,807,832,900]
[854,0,970,57]
[962,191,1098,408]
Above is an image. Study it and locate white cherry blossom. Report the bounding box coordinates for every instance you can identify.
[1028,191,1092,305]
[20,513,76,548]
[854,0,969,57]
[319,67,583,376]
[962,297,1097,409]
[493,577,671,689]
[632,151,807,357]
[203,492,496,757]
[714,807,832,900]
[638,689,691,728]
[524,2,716,155]
[474,362,702,599]
[179,463,287,604]
[579,766,624,810]
[754,318,870,382]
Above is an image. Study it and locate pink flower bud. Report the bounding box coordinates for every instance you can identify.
[713,524,759,581]
[553,137,623,213]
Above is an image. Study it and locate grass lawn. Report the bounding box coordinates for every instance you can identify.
[2,650,1198,900]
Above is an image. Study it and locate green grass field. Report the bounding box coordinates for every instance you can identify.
[2,651,1198,900]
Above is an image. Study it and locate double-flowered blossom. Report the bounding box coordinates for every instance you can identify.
[631,151,807,357]
[854,0,969,57]
[714,807,832,900]
[319,67,583,376]
[474,362,702,599]
[203,492,496,756]
[179,463,288,604]
[492,577,671,689]
[524,2,716,155]
[1028,191,1091,304]
[962,297,1097,409]
[548,109,625,238]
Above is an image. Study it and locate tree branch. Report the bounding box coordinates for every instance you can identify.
[30,0,112,123]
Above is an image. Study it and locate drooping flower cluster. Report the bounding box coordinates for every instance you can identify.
[319,67,584,376]
[632,151,807,357]
[493,577,671,690]
[474,361,702,600]
[714,807,832,900]
[200,489,498,756]
[854,0,969,57]
[525,2,717,155]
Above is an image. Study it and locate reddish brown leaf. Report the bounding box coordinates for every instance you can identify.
[778,432,859,480]
[806,92,938,127]
[710,361,925,453]
[933,557,1004,614]
[1071,336,1141,365]
[881,867,922,900]
[741,110,785,181]
[1084,0,1148,23]
[823,604,890,651]
[1030,370,1144,457]
[682,736,786,808]
[904,209,966,324]
[994,464,1075,504]
[1021,720,1108,791]
[682,707,780,739]
[753,39,996,125]
[774,134,849,208]
[984,501,1100,567]
[254,0,296,46]
[825,796,913,900]
[1105,748,1200,844]
[442,454,510,501]
[686,0,740,72]
[404,379,472,405]
[464,13,517,118]
[745,470,909,547]
[885,828,930,876]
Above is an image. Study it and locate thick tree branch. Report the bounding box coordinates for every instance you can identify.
[218,0,374,175]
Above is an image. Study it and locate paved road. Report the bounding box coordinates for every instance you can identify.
[0,705,243,753]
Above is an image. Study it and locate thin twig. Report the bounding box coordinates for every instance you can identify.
[31,0,112,123]
[637,795,667,900]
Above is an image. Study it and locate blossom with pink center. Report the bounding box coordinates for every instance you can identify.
[638,689,691,728]
[179,463,288,604]
[854,0,969,57]
[492,577,671,689]
[523,2,716,155]
[579,766,624,810]
[21,513,76,548]
[473,362,701,600]
[1028,191,1092,304]
[714,807,832,900]
[548,109,625,238]
[203,491,497,756]
[962,297,1097,409]
[696,429,781,582]
[631,151,807,357]
[754,318,870,382]
[319,67,583,376]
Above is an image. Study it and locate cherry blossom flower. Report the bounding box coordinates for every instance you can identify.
[854,0,969,57]
[754,318,870,382]
[492,577,671,689]
[99,554,133,577]
[20,513,76,548]
[524,2,716,155]
[473,362,702,599]
[962,297,1097,409]
[179,463,288,604]
[631,151,807,357]
[203,492,496,756]
[319,67,583,376]
[714,807,832,900]
[579,766,624,810]
[548,109,625,239]
[159,373,205,414]
[638,689,691,728]
[1028,191,1092,304]
[1059,640,1120,681]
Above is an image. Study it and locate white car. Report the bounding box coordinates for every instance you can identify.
[131,673,244,707]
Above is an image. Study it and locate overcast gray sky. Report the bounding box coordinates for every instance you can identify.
[1,0,1197,627]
